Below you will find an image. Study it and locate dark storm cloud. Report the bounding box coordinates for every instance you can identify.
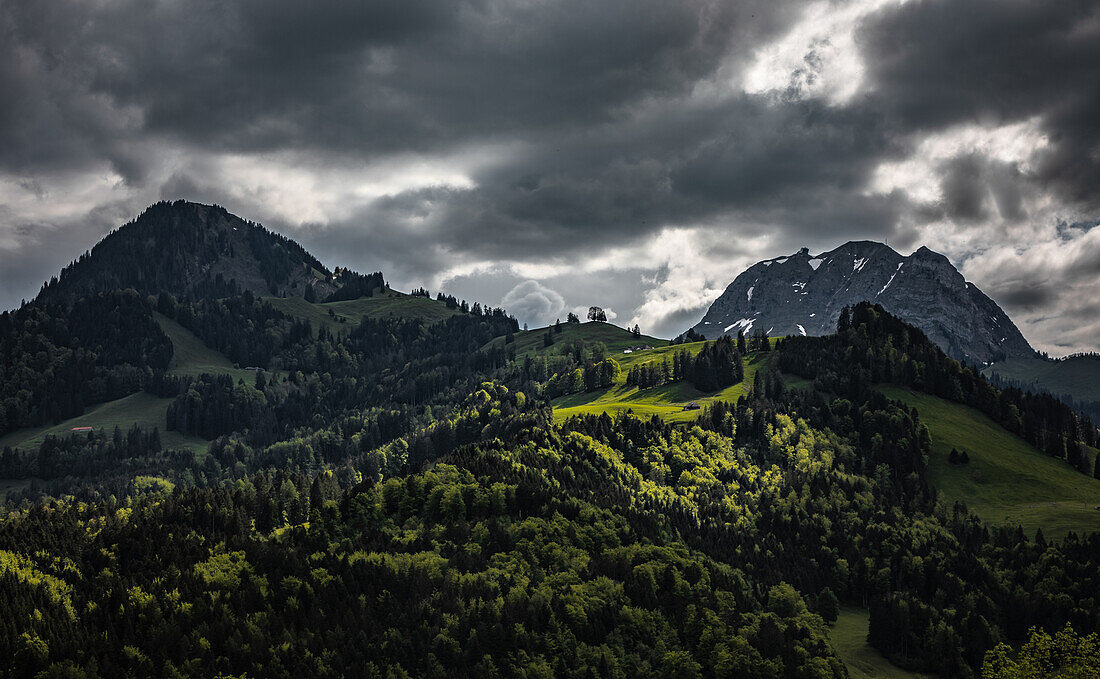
[860,0,1100,209]
[997,285,1056,311]
[1,0,1098,350]
[0,0,798,166]
[308,95,911,265]
[934,153,1033,225]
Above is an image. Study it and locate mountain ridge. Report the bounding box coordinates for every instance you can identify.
[691,240,1033,365]
[35,200,339,304]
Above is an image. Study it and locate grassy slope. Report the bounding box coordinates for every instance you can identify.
[155,313,253,380]
[486,321,668,358]
[4,292,462,458]
[263,291,459,336]
[983,356,1100,403]
[551,340,777,424]
[0,314,243,456]
[0,392,207,454]
[879,386,1100,537]
[829,608,932,679]
[324,293,459,324]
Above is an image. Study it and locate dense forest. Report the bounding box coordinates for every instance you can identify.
[3,347,1100,676]
[37,201,334,303]
[779,304,1098,474]
[0,291,172,435]
[2,205,1099,677]
[626,337,745,391]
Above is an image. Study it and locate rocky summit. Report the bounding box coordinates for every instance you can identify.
[691,240,1034,365]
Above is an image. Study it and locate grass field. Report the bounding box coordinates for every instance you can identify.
[486,321,669,358]
[983,355,1100,403]
[878,386,1100,537]
[829,608,932,679]
[1,314,245,456]
[0,392,209,454]
[155,313,253,381]
[264,291,459,336]
[551,342,775,423]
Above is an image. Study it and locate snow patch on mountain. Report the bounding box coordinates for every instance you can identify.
[690,240,1034,364]
[877,263,903,296]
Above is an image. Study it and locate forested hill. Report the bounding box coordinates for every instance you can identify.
[35,201,342,303]
[4,200,1100,677]
[1,305,1099,677]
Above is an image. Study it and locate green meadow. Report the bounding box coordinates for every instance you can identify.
[878,386,1100,537]
[485,320,668,358]
[1,314,247,455]
[155,312,253,380]
[0,391,208,455]
[264,290,459,336]
[828,608,933,679]
[551,337,777,423]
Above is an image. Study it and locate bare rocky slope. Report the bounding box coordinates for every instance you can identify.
[691,240,1034,365]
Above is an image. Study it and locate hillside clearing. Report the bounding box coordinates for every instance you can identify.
[264,291,460,336]
[829,608,933,679]
[552,343,775,423]
[1,315,241,456]
[487,321,668,358]
[155,312,253,381]
[0,392,208,455]
[878,386,1100,537]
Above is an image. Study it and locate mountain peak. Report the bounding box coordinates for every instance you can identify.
[691,241,1032,365]
[833,239,891,254]
[36,201,339,304]
[911,244,949,261]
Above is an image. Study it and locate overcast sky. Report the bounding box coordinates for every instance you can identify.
[1,0,1098,354]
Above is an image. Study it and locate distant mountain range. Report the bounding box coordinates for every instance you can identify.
[690,240,1034,365]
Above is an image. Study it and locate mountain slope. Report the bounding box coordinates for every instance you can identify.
[879,386,1100,538]
[483,320,667,357]
[263,290,461,336]
[692,241,1033,365]
[36,200,337,303]
[551,342,772,423]
[983,355,1100,420]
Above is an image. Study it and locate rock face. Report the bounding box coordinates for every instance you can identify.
[691,241,1034,365]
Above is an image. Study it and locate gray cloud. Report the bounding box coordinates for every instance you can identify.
[0,0,1098,354]
[860,0,1100,209]
[501,280,566,328]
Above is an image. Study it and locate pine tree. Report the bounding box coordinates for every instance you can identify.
[1067,439,1084,472]
[817,588,840,623]
[838,307,851,333]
